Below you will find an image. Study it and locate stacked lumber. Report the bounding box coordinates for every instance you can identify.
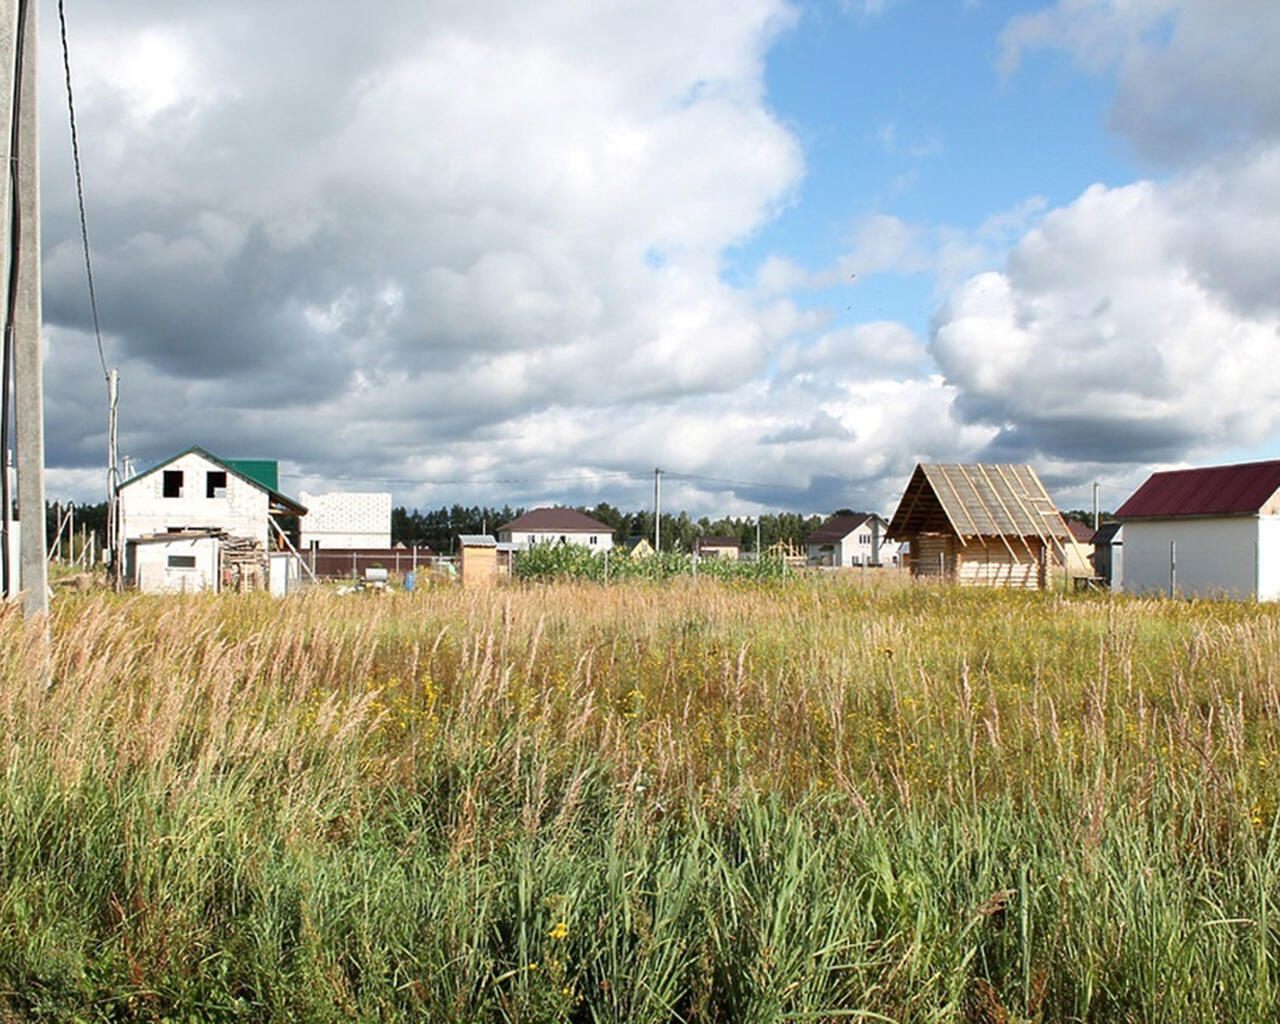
[221,535,266,592]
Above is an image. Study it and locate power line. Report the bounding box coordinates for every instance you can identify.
[663,470,812,493]
[56,0,107,381]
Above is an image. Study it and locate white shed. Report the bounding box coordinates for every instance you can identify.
[130,533,222,594]
[1115,460,1280,600]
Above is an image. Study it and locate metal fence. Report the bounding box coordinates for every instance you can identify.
[305,547,453,580]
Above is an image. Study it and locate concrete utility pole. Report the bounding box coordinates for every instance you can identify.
[653,467,662,553]
[0,0,46,617]
[108,368,119,587]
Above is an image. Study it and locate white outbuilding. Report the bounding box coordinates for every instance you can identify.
[1115,459,1280,600]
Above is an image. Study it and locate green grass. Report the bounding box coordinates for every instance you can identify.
[0,578,1278,1021]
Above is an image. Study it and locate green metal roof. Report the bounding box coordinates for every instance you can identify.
[224,458,278,492]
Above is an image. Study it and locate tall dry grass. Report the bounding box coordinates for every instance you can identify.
[1,578,1278,1020]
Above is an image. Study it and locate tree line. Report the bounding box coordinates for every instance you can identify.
[392,503,852,554]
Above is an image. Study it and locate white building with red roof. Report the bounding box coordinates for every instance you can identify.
[1115,459,1280,600]
[497,508,615,551]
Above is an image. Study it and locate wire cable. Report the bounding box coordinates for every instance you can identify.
[57,0,108,382]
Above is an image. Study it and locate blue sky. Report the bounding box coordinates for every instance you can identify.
[37,0,1280,517]
[737,1,1132,332]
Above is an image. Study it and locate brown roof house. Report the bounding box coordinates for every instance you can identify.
[694,536,740,560]
[1114,459,1280,599]
[498,508,615,550]
[804,513,890,567]
[887,463,1081,589]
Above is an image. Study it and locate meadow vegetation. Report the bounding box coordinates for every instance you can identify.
[1,576,1279,1021]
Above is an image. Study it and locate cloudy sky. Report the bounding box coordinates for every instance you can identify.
[37,0,1280,517]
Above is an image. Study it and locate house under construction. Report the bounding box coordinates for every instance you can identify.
[887,463,1082,589]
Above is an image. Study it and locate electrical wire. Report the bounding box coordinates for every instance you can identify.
[57,0,109,382]
[664,470,811,493]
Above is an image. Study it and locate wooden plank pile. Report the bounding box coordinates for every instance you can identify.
[221,535,266,592]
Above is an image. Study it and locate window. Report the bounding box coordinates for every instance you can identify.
[163,470,184,498]
[167,554,197,569]
[589,535,598,545]
[206,470,227,498]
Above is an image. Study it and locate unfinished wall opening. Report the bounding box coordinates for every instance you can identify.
[206,470,228,498]
[163,470,184,498]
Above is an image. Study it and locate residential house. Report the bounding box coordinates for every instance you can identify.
[1114,459,1280,600]
[621,536,655,558]
[118,446,307,592]
[498,508,615,550]
[694,536,740,560]
[887,463,1079,589]
[805,513,889,567]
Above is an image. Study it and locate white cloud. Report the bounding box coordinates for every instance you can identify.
[930,146,1280,465]
[1001,0,1280,165]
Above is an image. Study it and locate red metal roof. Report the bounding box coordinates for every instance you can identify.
[1115,460,1280,519]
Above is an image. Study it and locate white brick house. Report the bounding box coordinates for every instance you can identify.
[118,447,307,574]
[299,491,392,549]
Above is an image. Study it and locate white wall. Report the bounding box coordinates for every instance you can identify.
[134,536,220,594]
[1259,516,1280,601]
[1122,517,1262,599]
[501,529,614,551]
[299,491,391,549]
[121,452,270,547]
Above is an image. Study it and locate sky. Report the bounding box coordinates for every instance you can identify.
[36,0,1280,519]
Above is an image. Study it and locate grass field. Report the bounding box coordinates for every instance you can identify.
[2,576,1278,1022]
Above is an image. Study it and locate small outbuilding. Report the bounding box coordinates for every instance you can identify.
[1114,459,1280,600]
[887,463,1080,589]
[130,531,223,594]
[1091,521,1123,590]
[459,534,499,587]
